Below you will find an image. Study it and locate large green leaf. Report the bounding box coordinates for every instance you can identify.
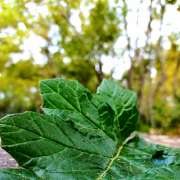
[40,79,138,141]
[0,78,179,179]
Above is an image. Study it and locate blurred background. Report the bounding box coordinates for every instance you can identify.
[0,0,179,135]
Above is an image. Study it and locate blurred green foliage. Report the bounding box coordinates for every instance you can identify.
[0,0,179,134]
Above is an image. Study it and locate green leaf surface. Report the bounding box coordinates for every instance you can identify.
[94,79,138,140]
[40,79,112,137]
[40,79,138,141]
[0,169,38,180]
[0,78,179,179]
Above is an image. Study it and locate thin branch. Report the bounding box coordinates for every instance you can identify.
[173,54,180,99]
[148,0,166,127]
[122,0,134,88]
[122,0,131,60]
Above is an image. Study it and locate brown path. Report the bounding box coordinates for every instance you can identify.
[0,149,17,168]
[142,134,180,148]
[0,134,179,168]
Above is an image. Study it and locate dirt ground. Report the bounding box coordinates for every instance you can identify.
[0,134,179,168]
[141,134,180,148]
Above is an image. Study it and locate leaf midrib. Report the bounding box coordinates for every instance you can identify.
[96,132,137,179]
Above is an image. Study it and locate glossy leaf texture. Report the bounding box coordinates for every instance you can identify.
[0,79,179,179]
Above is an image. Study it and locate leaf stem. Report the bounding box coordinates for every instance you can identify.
[96,132,137,180]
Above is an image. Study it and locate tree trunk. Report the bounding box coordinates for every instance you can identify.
[173,54,180,99]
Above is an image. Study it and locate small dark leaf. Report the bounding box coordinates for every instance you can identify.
[152,150,176,165]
